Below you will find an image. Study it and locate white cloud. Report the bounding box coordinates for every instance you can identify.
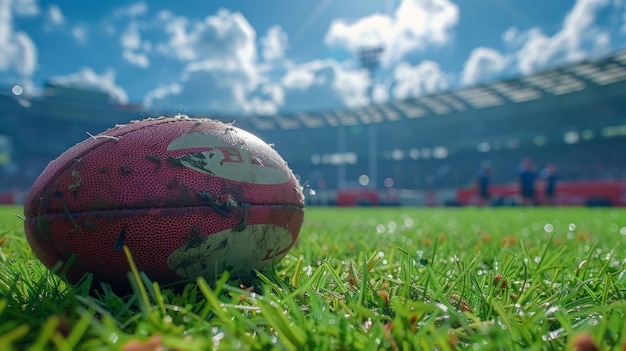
[593,31,610,52]
[71,24,88,45]
[156,8,257,64]
[143,83,182,107]
[281,67,316,90]
[144,7,415,114]
[147,7,375,114]
[459,0,611,86]
[122,50,149,68]
[247,95,281,115]
[280,59,370,111]
[502,27,518,44]
[114,2,148,18]
[332,64,371,107]
[16,32,36,76]
[515,0,610,74]
[13,0,39,17]
[325,0,459,65]
[119,21,150,67]
[372,82,389,104]
[46,4,64,26]
[120,22,141,50]
[49,67,129,103]
[391,60,449,100]
[260,25,288,61]
[176,59,265,114]
[0,0,38,86]
[461,47,508,85]
[148,9,279,114]
[261,82,284,106]
[104,2,148,37]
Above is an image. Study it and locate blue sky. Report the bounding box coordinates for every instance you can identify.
[1,0,625,115]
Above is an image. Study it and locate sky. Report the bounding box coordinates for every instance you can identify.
[1,0,626,116]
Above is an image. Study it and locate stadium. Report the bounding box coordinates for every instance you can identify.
[2,1,626,349]
[3,50,626,207]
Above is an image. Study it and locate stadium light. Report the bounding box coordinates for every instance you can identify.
[357,46,385,74]
[358,46,385,190]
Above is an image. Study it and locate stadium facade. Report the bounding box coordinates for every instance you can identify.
[2,52,626,206]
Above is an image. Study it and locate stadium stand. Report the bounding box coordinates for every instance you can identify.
[2,52,626,205]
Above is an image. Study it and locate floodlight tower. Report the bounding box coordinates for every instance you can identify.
[358,45,384,190]
[358,46,384,78]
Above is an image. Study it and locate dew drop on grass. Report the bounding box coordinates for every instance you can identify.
[434,302,448,312]
[546,306,559,314]
[108,333,119,344]
[364,318,373,332]
[521,228,530,237]
[568,223,576,231]
[620,227,626,235]
[404,218,414,228]
[544,224,553,233]
[376,224,385,234]
[388,221,397,231]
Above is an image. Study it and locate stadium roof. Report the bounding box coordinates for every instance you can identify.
[244,50,626,131]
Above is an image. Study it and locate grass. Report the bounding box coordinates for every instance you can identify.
[0,205,625,350]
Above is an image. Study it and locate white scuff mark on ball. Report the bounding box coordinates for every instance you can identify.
[86,132,120,141]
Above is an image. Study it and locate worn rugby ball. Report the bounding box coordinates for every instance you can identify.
[24,116,305,290]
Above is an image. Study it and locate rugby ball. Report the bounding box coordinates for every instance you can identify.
[24,116,305,290]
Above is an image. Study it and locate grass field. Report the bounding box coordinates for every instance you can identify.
[0,205,625,350]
